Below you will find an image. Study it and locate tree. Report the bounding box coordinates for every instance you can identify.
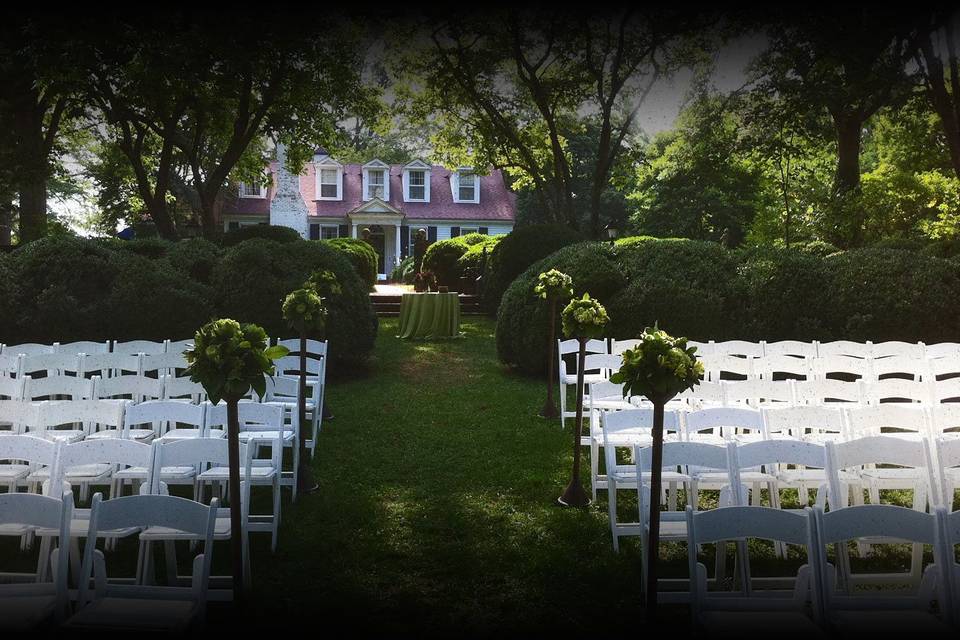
[914,12,960,181]
[398,9,708,236]
[753,10,915,246]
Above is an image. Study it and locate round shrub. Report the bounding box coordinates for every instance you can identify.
[324,237,378,291]
[106,253,216,341]
[606,238,738,341]
[390,255,415,284]
[496,242,623,373]
[483,224,582,312]
[793,240,841,258]
[221,224,302,247]
[0,254,20,343]
[212,239,377,367]
[165,237,222,284]
[823,248,960,342]
[422,238,470,288]
[116,237,171,259]
[456,236,501,282]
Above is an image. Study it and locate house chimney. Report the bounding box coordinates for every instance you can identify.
[269,143,309,238]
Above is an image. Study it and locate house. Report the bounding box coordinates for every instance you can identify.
[222,147,516,279]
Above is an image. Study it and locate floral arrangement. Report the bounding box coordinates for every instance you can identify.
[561,293,609,339]
[533,269,573,302]
[609,327,703,402]
[306,269,342,298]
[282,287,327,334]
[184,319,288,404]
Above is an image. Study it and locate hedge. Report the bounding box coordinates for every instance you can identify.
[483,224,583,312]
[0,235,377,369]
[456,236,500,282]
[422,234,498,289]
[495,235,960,374]
[324,237,378,291]
[221,224,302,247]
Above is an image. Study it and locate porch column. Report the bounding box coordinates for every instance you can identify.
[352,223,358,239]
[395,224,402,266]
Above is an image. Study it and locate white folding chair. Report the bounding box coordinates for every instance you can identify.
[817,340,872,359]
[68,493,217,632]
[812,505,952,633]
[872,341,924,359]
[24,400,124,444]
[711,340,764,358]
[0,492,72,629]
[756,354,811,381]
[0,434,60,495]
[111,340,166,356]
[686,506,823,634]
[845,404,928,441]
[793,379,864,406]
[635,440,732,601]
[557,338,608,424]
[161,375,207,404]
[609,338,642,355]
[141,351,189,379]
[3,343,54,357]
[676,380,725,409]
[702,354,755,382]
[928,437,960,511]
[263,372,319,468]
[55,340,109,355]
[722,379,795,408]
[762,340,817,358]
[23,375,95,402]
[94,375,163,404]
[601,409,683,549]
[19,352,82,378]
[811,354,873,381]
[80,352,142,379]
[864,378,934,405]
[684,406,764,444]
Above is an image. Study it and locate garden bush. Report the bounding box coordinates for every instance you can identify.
[390,255,415,284]
[422,237,471,288]
[213,239,377,367]
[165,237,222,284]
[456,236,501,282]
[496,242,623,373]
[221,224,302,247]
[324,237,378,291]
[483,224,582,312]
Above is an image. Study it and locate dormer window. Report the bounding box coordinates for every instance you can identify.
[315,156,343,201]
[452,168,479,204]
[362,160,390,201]
[239,180,267,198]
[402,160,431,203]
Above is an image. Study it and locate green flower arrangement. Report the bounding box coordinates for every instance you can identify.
[533,268,573,301]
[561,293,610,339]
[609,327,703,402]
[306,269,342,298]
[184,318,289,404]
[282,287,327,334]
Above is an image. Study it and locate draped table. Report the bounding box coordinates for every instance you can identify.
[396,292,461,339]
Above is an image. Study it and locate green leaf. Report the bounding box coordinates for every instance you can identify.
[264,345,290,360]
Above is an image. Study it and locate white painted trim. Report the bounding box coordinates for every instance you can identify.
[238,181,267,199]
[402,167,430,203]
[451,168,479,204]
[363,166,389,202]
[315,161,343,201]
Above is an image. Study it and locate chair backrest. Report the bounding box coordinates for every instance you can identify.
[141,351,189,377]
[711,340,764,358]
[165,339,194,355]
[19,352,81,377]
[111,340,166,355]
[688,340,713,357]
[0,353,22,377]
[31,399,126,439]
[931,378,960,404]
[636,440,730,476]
[23,375,95,401]
[601,408,681,443]
[94,375,163,403]
[845,404,928,439]
[610,338,642,355]
[686,506,816,621]
[733,439,828,478]
[277,338,327,358]
[80,493,217,606]
[812,354,873,380]
[80,352,142,378]
[763,340,817,358]
[871,355,928,381]
[161,375,207,403]
[865,378,933,405]
[817,340,872,359]
[0,434,60,492]
[125,400,206,439]
[927,357,960,381]
[151,437,251,494]
[274,355,321,378]
[0,400,33,436]
[756,354,810,381]
[3,343,54,357]
[762,405,845,440]
[557,338,607,357]
[205,401,284,432]
[264,374,302,402]
[55,438,153,490]
[794,379,863,405]
[582,353,622,375]
[0,491,72,620]
[701,354,754,381]
[55,340,109,355]
[929,404,960,437]
[0,375,24,401]
[930,437,960,509]
[722,379,794,407]
[684,407,763,442]
[925,343,960,360]
[676,380,725,407]
[872,341,924,359]
[827,437,928,508]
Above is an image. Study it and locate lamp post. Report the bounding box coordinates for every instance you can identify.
[604,223,619,245]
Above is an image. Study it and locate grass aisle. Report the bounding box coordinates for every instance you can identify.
[251,317,648,633]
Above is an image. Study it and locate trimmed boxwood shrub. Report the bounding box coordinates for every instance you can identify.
[221,224,302,247]
[324,237,378,291]
[496,242,623,373]
[165,237,222,284]
[793,240,841,258]
[822,248,960,342]
[456,236,500,282]
[422,237,471,288]
[213,239,377,367]
[483,224,582,312]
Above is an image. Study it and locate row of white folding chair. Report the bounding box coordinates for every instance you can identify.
[0,489,217,631]
[0,373,205,406]
[701,352,960,382]
[684,339,958,359]
[273,344,327,458]
[686,504,960,634]
[3,350,190,380]
[0,339,189,357]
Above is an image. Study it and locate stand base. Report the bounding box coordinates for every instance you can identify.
[538,404,559,419]
[557,480,591,508]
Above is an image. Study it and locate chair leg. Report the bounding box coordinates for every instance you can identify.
[291,441,299,503]
[608,478,619,552]
[590,438,599,502]
[271,479,281,552]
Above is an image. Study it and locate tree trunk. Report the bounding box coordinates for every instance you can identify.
[558,338,590,508]
[0,197,12,246]
[645,400,666,620]
[198,188,221,240]
[13,88,48,243]
[226,398,245,603]
[833,116,863,196]
[145,196,179,241]
[539,300,559,419]
[297,333,316,493]
[918,32,960,181]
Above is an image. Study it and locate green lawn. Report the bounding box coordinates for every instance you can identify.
[247,317,660,633]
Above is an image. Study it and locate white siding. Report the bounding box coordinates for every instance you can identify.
[436,226,452,241]
[486,225,512,236]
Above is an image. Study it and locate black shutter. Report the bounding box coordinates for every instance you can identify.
[338,224,349,239]
[479,226,488,235]
[400,225,409,257]
[309,224,320,240]
[450,226,460,237]
[428,226,437,243]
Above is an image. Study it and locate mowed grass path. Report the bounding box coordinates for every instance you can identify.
[248,317,653,634]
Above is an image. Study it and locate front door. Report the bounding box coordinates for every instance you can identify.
[364,224,386,276]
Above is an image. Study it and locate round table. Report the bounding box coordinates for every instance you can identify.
[396,292,461,339]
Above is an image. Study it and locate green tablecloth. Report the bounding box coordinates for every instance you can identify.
[397,292,461,339]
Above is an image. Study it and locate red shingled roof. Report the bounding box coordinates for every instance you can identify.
[228,162,516,222]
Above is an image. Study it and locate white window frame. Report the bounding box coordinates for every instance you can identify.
[320,225,340,240]
[460,226,479,235]
[452,169,479,204]
[363,161,391,201]
[316,163,342,201]
[403,168,430,202]
[239,180,267,199]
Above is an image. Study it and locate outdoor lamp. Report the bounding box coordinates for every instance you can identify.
[604,224,619,244]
